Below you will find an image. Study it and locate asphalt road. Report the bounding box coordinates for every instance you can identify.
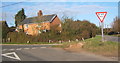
[1,45,118,61]
[104,35,120,42]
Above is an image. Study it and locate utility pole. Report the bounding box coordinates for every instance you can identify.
[107,25,109,34]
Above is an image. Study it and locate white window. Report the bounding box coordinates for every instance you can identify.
[25,24,29,29]
[59,24,61,27]
[60,31,61,33]
[38,25,41,28]
[26,31,29,34]
[38,30,41,33]
[36,25,41,28]
[43,30,46,32]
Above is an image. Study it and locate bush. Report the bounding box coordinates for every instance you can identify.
[81,30,90,39]
[1,21,9,39]
[7,32,32,43]
[6,19,98,43]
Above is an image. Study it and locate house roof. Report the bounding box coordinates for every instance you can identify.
[20,14,57,25]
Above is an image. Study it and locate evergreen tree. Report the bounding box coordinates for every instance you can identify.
[15,8,26,26]
[0,21,9,39]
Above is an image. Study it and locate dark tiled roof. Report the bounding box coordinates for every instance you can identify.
[20,14,56,24]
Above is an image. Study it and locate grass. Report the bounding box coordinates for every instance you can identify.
[2,42,58,44]
[52,36,118,57]
[2,36,118,57]
[83,36,118,57]
[109,34,120,37]
[52,41,78,48]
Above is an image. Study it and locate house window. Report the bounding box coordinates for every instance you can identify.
[38,25,41,28]
[43,29,47,32]
[36,25,41,28]
[26,31,29,35]
[38,30,41,33]
[25,24,29,29]
[60,31,61,33]
[59,24,61,27]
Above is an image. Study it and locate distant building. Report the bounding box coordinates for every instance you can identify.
[16,10,62,35]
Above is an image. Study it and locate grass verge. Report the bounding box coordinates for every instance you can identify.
[109,34,120,37]
[52,36,118,57]
[83,36,118,57]
[2,42,57,44]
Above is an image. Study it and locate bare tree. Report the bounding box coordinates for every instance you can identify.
[112,17,120,32]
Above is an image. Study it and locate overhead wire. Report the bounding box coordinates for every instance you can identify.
[0,0,30,8]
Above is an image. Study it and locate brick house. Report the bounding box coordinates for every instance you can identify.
[16,10,62,35]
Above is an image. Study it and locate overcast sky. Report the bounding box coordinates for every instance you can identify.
[1,2,118,28]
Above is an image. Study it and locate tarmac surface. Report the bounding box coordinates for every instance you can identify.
[1,45,118,61]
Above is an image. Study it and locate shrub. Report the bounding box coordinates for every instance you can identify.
[7,32,32,43]
[6,19,98,43]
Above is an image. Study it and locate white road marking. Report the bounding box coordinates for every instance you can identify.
[1,52,21,60]
[24,48,29,49]
[16,48,22,50]
[40,47,46,48]
[31,47,36,49]
[9,49,15,51]
[2,46,48,51]
[3,49,7,51]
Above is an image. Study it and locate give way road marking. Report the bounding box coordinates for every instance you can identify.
[1,52,21,61]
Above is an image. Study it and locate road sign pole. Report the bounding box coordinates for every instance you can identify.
[101,22,104,42]
[96,12,107,42]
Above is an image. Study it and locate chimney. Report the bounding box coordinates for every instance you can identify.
[38,10,43,17]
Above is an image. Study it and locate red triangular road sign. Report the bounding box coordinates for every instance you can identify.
[96,12,107,22]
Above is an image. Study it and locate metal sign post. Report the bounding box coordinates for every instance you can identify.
[96,12,107,42]
[101,22,104,42]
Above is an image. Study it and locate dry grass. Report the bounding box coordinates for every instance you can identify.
[82,36,118,57]
[53,36,118,58]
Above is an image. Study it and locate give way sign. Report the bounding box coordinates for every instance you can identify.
[96,12,107,22]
